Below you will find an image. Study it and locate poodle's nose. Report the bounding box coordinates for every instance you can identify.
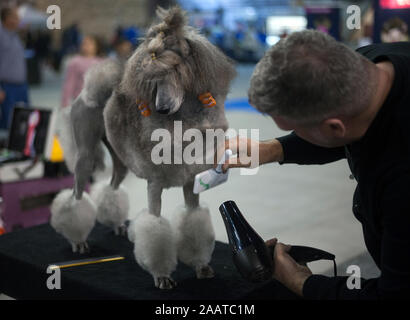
[157,107,170,114]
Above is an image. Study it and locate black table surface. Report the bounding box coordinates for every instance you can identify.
[0,223,299,300]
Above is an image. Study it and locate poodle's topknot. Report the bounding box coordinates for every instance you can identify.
[156,6,187,31]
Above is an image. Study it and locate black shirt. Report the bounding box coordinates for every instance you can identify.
[276,42,410,299]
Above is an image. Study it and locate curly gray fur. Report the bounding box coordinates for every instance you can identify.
[120,6,236,103]
[54,6,236,288]
[104,6,237,188]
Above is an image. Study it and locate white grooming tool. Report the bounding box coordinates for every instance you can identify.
[193,149,233,194]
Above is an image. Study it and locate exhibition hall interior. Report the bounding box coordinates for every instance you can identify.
[0,0,409,301]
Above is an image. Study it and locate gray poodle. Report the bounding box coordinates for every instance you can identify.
[51,6,236,289]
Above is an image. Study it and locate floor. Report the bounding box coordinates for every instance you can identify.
[0,64,379,300]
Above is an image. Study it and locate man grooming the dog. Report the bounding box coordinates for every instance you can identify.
[221,30,410,299]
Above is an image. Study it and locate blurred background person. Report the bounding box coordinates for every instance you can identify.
[61,35,105,108]
[109,37,133,63]
[53,23,81,72]
[0,6,29,130]
[122,25,140,47]
[61,23,81,56]
[381,17,409,43]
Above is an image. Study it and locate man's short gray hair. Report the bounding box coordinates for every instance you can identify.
[248,30,374,124]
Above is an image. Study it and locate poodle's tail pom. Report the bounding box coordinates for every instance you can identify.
[50,189,97,250]
[90,181,129,235]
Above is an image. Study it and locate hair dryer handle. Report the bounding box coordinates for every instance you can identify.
[288,245,335,264]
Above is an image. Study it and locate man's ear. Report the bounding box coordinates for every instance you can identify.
[272,115,294,131]
[320,118,346,138]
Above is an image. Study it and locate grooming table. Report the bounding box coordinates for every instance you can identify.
[0,223,299,300]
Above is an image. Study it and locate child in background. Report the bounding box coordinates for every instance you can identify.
[61,35,105,108]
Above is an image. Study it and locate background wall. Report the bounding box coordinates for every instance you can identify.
[33,0,156,47]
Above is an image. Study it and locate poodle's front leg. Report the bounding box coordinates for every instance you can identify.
[148,180,163,217]
[172,181,216,279]
[183,180,199,209]
[128,181,178,289]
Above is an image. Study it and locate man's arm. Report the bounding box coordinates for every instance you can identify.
[219,131,346,171]
[276,131,346,165]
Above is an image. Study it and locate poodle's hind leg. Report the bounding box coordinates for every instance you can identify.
[50,100,104,253]
[71,99,105,200]
[106,137,128,235]
[102,137,128,191]
[128,182,178,289]
[90,180,129,236]
[172,181,216,279]
[90,137,129,236]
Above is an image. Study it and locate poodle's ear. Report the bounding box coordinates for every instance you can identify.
[156,6,187,33]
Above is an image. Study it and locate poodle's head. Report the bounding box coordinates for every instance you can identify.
[122,6,236,116]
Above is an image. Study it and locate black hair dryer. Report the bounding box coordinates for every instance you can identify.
[219,200,337,283]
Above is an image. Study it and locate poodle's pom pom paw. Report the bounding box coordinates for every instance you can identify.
[128,209,177,289]
[172,205,215,278]
[50,189,97,253]
[90,181,129,235]
[155,276,177,290]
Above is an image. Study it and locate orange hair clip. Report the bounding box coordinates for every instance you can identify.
[198,92,216,108]
[136,100,151,117]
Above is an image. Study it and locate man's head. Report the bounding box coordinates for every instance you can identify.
[1,7,20,31]
[248,30,377,147]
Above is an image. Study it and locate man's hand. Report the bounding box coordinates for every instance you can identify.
[266,238,313,297]
[0,90,5,104]
[214,137,284,172]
